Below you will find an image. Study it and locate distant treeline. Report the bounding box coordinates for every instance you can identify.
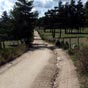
[38,0,88,38]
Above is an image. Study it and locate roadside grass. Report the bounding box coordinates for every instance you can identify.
[68,47,88,88]
[3,40,21,48]
[0,44,28,66]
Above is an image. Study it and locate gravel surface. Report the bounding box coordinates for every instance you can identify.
[54,49,80,88]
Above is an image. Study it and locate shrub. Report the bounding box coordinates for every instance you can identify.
[68,49,75,55]
[56,40,69,50]
[64,41,69,50]
[55,40,65,48]
[60,41,65,48]
[55,40,61,47]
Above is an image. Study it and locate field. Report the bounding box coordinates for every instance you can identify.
[38,28,88,47]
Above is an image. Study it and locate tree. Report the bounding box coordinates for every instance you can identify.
[85,1,88,27]
[11,0,38,45]
[69,0,76,32]
[64,2,70,33]
[0,11,10,48]
[76,0,85,33]
[44,9,57,38]
[58,0,64,38]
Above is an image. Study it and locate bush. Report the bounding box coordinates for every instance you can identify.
[55,40,61,47]
[56,40,69,50]
[64,41,69,50]
[60,41,64,48]
[68,49,75,55]
[55,40,64,48]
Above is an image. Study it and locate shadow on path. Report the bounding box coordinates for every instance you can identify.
[30,43,57,51]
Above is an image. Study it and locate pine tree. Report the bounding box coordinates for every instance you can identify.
[0,11,11,48]
[85,1,88,27]
[11,0,38,45]
[69,0,76,32]
[76,0,85,33]
[58,0,64,38]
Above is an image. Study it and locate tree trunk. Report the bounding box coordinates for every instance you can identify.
[77,37,80,49]
[2,41,5,48]
[65,28,67,34]
[17,40,20,45]
[52,29,54,39]
[44,28,46,32]
[69,38,71,49]
[60,29,62,38]
[0,42,2,49]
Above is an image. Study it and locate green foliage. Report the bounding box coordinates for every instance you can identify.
[0,0,38,48]
[64,41,69,49]
[68,49,75,55]
[68,46,88,73]
[55,40,61,47]
[38,0,87,37]
[10,0,38,44]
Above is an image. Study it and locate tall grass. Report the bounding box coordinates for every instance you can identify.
[68,46,88,88]
[0,44,28,66]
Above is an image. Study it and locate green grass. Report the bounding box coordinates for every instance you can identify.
[39,29,88,38]
[0,44,28,66]
[38,29,88,47]
[4,40,21,48]
[71,55,88,88]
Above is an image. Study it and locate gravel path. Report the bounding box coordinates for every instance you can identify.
[55,49,80,88]
[0,31,80,88]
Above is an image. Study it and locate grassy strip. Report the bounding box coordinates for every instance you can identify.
[68,47,88,88]
[0,44,28,66]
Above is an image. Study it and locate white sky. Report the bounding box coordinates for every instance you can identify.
[0,0,87,17]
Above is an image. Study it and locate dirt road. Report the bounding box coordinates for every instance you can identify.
[0,31,80,88]
[0,31,57,88]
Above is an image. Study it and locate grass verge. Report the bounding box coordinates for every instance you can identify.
[0,44,28,66]
[68,47,88,88]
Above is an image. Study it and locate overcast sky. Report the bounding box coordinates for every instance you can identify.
[0,0,87,17]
